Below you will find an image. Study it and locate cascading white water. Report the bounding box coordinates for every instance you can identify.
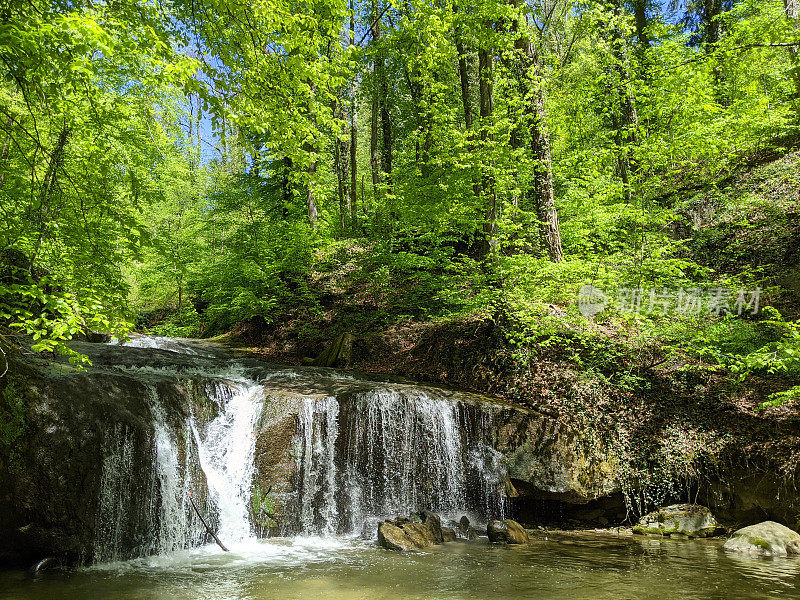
[291,388,508,536]
[93,363,507,562]
[151,415,201,554]
[95,424,136,563]
[192,383,265,544]
[297,397,340,535]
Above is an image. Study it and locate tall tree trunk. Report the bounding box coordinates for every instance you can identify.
[785,0,800,102]
[513,15,563,262]
[456,38,473,130]
[334,100,349,234]
[375,1,392,197]
[282,156,293,220]
[306,81,319,230]
[530,91,563,263]
[30,127,70,271]
[633,0,649,48]
[370,0,383,210]
[370,97,381,204]
[306,158,318,230]
[379,82,392,188]
[0,115,13,191]
[349,2,359,231]
[478,39,497,258]
[702,0,722,47]
[607,1,640,204]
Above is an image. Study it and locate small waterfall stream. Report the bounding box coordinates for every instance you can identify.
[92,337,509,562]
[290,388,508,536]
[192,383,264,543]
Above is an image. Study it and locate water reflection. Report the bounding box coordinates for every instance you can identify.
[2,534,800,600]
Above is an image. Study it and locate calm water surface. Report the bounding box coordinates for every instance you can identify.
[2,533,799,600]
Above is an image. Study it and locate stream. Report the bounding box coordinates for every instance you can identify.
[2,533,799,599]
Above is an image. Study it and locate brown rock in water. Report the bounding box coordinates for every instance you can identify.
[419,510,443,544]
[442,527,457,542]
[377,513,447,551]
[487,519,529,544]
[633,504,723,538]
[378,522,421,552]
[459,516,470,534]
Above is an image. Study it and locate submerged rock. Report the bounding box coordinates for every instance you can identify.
[487,519,529,544]
[723,521,800,556]
[633,504,723,538]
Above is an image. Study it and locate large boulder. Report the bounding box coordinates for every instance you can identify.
[723,521,800,557]
[633,504,723,538]
[487,519,529,544]
[377,515,446,552]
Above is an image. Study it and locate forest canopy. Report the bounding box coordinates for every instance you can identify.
[1,0,799,400]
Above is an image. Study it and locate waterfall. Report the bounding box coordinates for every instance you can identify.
[93,380,264,562]
[192,382,265,544]
[290,388,508,535]
[95,423,136,563]
[92,367,506,561]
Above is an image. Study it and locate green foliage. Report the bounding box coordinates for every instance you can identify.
[3,0,799,416]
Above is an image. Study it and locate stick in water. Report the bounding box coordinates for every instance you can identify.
[188,490,229,552]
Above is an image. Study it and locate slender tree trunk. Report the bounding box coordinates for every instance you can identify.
[374,1,392,198]
[455,25,473,130]
[349,3,359,231]
[282,156,292,220]
[306,80,319,230]
[785,0,800,102]
[0,115,13,191]
[30,127,70,271]
[306,161,318,230]
[379,82,392,189]
[606,1,640,204]
[478,38,497,258]
[334,99,349,234]
[370,1,383,209]
[370,97,381,204]
[513,14,563,262]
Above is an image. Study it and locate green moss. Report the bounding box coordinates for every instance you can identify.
[250,483,277,529]
[633,525,678,536]
[746,536,772,551]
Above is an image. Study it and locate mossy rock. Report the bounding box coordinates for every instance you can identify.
[633,504,723,538]
[723,521,800,556]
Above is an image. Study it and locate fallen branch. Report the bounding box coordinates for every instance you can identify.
[188,491,229,552]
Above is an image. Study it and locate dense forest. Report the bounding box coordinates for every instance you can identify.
[1,0,799,407]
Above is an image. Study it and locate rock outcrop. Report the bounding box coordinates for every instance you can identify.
[723,521,800,556]
[633,504,723,538]
[487,519,529,544]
